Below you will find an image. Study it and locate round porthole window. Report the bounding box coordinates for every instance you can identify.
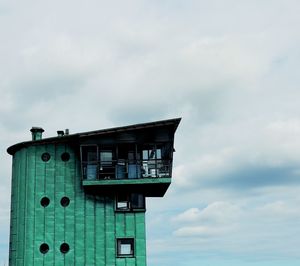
[60,197,70,207]
[40,243,49,254]
[60,243,70,254]
[40,197,50,207]
[61,152,70,162]
[41,152,50,162]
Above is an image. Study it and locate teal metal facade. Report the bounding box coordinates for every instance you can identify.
[7,118,180,265]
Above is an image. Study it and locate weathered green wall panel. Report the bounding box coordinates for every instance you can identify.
[9,143,147,266]
[95,196,105,266]
[74,148,85,264]
[116,213,126,236]
[85,194,96,265]
[135,213,147,266]
[24,146,35,266]
[9,151,18,265]
[116,259,126,266]
[105,196,116,266]
[17,149,26,263]
[125,213,135,236]
[45,145,55,266]
[126,258,137,266]
[74,193,85,266]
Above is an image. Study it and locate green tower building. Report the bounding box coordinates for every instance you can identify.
[7,118,181,266]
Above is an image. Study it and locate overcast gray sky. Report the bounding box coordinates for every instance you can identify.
[1,1,300,265]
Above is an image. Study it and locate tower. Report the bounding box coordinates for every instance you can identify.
[7,118,181,265]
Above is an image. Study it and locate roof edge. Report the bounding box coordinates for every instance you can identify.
[7,117,181,155]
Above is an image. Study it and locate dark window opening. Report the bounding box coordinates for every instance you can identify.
[40,243,49,254]
[60,243,70,254]
[131,193,145,209]
[116,193,145,211]
[116,159,127,179]
[117,238,134,257]
[41,152,50,162]
[40,197,50,207]
[60,197,70,207]
[61,152,70,162]
[81,143,172,180]
[81,145,98,180]
[82,145,97,162]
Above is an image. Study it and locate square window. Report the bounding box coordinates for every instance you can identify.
[117,238,134,257]
[116,193,145,211]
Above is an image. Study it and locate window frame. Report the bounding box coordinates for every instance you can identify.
[80,145,98,180]
[115,193,145,212]
[130,193,146,210]
[116,238,135,258]
[116,193,131,211]
[80,142,173,180]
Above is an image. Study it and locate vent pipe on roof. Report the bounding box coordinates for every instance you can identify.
[57,130,64,137]
[65,129,69,135]
[30,127,44,141]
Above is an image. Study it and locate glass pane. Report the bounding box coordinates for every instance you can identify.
[128,164,141,179]
[117,238,134,256]
[142,150,148,160]
[86,164,97,180]
[120,244,131,255]
[116,162,127,179]
[117,201,128,209]
[131,193,145,209]
[149,149,156,159]
[161,143,171,159]
[156,148,162,159]
[81,146,97,162]
[100,151,112,165]
[88,152,97,162]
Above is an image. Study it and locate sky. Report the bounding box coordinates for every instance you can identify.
[1,0,300,265]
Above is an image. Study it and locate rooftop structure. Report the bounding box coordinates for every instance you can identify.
[7,118,181,265]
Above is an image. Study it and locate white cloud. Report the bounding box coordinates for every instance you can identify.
[147,198,300,260]
[173,148,238,188]
[172,202,240,238]
[174,224,234,237]
[173,201,240,224]
[172,207,201,223]
[1,1,300,265]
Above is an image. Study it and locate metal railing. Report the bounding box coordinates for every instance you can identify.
[82,159,172,180]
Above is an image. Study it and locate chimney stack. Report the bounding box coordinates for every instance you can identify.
[30,127,44,141]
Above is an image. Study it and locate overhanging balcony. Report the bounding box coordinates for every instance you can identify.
[81,159,172,197]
